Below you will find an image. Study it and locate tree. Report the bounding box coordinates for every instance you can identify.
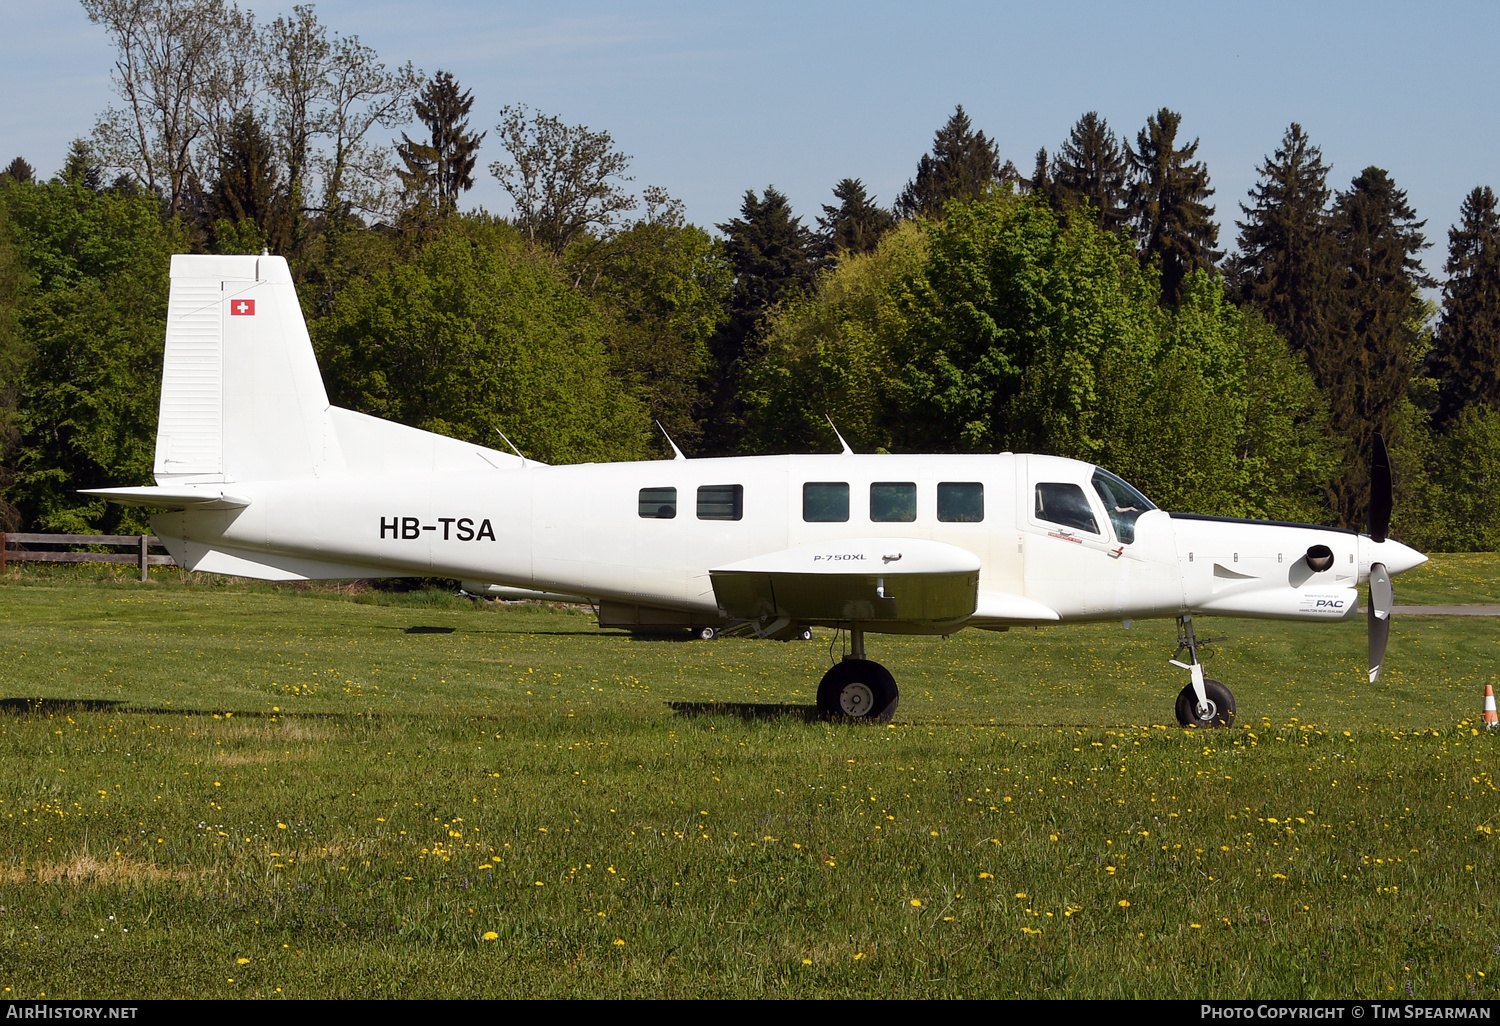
[817,178,895,258]
[704,186,819,452]
[586,191,732,449]
[1048,112,1128,233]
[2,158,35,185]
[1,172,188,532]
[207,109,281,249]
[1126,108,1220,304]
[895,105,1001,220]
[396,71,485,216]
[1318,167,1430,527]
[61,141,104,192]
[311,217,649,464]
[489,105,635,255]
[84,0,235,214]
[1230,123,1337,354]
[1433,186,1500,425]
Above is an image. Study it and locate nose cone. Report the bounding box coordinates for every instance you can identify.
[1372,538,1427,576]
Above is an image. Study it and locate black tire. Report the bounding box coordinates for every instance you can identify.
[694,626,719,641]
[816,660,899,724]
[796,627,813,641]
[1174,678,1236,728]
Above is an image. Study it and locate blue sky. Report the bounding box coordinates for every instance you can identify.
[4,0,1496,269]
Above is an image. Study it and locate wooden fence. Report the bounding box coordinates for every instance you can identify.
[0,533,177,582]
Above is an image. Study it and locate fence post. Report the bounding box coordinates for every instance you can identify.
[139,534,149,582]
[1,532,6,576]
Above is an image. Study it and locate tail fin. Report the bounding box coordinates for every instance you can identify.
[155,254,340,484]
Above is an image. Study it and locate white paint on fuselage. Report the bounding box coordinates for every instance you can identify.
[150,440,1427,633]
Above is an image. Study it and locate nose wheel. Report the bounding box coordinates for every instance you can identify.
[1174,678,1236,728]
[1170,615,1236,728]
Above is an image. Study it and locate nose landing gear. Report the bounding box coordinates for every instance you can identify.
[1170,615,1236,728]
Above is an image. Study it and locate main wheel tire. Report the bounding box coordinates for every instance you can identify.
[694,626,719,641]
[796,627,813,641]
[1174,678,1236,728]
[816,660,899,724]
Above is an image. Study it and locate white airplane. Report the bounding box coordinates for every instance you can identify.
[85,254,1427,727]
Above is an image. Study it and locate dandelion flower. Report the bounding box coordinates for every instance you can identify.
[802,959,812,965]
[613,939,625,946]
[979,872,993,879]
[236,958,250,964]
[910,899,922,907]
[1119,900,1131,907]
[482,932,498,941]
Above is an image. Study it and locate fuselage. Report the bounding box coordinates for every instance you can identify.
[148,446,1426,633]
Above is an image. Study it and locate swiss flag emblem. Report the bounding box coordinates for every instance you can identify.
[230,299,255,316]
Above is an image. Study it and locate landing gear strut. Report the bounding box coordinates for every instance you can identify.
[816,624,899,723]
[1170,615,1235,728]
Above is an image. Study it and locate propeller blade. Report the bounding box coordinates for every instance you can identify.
[1368,561,1392,682]
[1370,433,1392,544]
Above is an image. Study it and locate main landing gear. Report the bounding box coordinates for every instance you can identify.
[816,625,899,724]
[1170,615,1236,728]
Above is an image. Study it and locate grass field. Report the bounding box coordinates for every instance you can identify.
[0,558,1496,999]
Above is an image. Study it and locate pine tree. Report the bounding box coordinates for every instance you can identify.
[895,106,1001,220]
[60,141,103,191]
[817,178,895,257]
[397,71,485,215]
[2,157,35,185]
[208,111,282,244]
[1050,112,1128,232]
[1126,108,1220,304]
[705,186,819,452]
[1231,123,1337,356]
[1434,186,1500,425]
[1320,167,1430,526]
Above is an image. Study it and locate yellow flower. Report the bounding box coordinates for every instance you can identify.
[979,872,993,879]
[482,932,498,941]
[613,939,625,946]
[1190,924,1201,929]
[802,959,812,965]
[236,958,250,964]
[1014,892,1027,898]
[910,899,922,907]
[1119,900,1131,907]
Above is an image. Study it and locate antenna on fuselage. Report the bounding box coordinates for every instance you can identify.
[657,420,687,460]
[825,416,854,456]
[494,428,528,465]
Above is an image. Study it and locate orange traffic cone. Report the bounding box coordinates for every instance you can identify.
[1485,684,1499,731]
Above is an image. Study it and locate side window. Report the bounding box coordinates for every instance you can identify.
[1034,482,1099,534]
[870,482,917,523]
[697,484,743,521]
[638,486,676,519]
[937,482,984,523]
[803,482,849,522]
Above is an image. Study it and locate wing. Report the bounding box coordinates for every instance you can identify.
[710,538,981,629]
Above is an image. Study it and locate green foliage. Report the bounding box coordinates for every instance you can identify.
[817,178,895,258]
[1126,109,1219,306]
[895,105,1004,220]
[584,209,731,450]
[746,192,1335,517]
[311,216,650,464]
[1047,112,1129,234]
[1,174,188,532]
[1433,186,1500,426]
[743,221,927,453]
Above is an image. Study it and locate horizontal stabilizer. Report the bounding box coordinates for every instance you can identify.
[81,486,251,510]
